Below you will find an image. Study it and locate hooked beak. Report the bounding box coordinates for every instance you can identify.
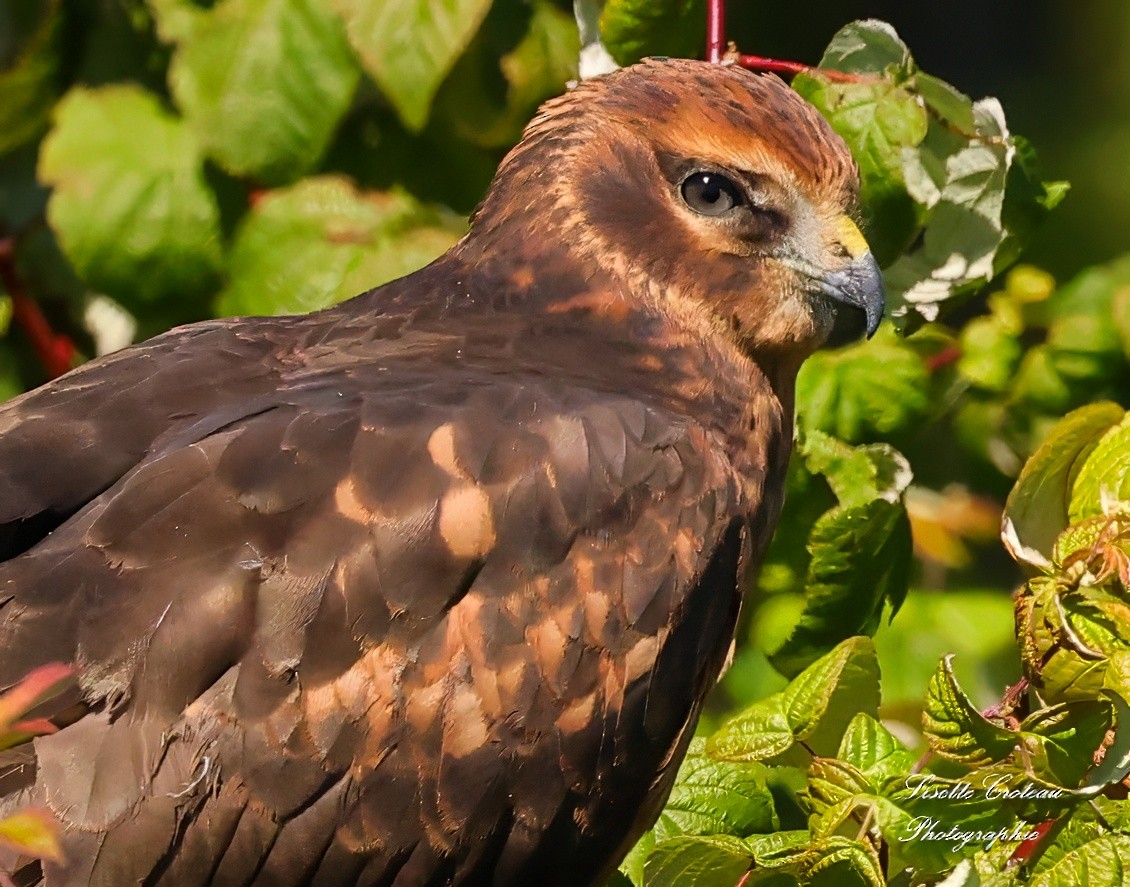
[779,215,885,340]
[812,248,885,340]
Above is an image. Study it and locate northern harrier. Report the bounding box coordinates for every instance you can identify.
[0,59,882,885]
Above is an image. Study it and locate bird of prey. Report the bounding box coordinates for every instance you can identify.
[0,58,882,885]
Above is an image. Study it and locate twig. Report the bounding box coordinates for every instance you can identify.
[982,677,1029,722]
[0,237,75,380]
[735,55,867,83]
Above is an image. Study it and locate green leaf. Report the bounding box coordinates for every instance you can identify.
[781,636,881,755]
[792,72,927,265]
[796,328,930,443]
[217,176,463,316]
[1069,411,1130,522]
[884,110,1014,319]
[705,693,797,764]
[800,432,912,510]
[1003,402,1125,560]
[1051,515,1113,565]
[332,0,493,131]
[1029,834,1130,887]
[1047,261,1130,384]
[643,835,752,887]
[803,22,1061,324]
[796,836,886,887]
[38,85,223,307]
[164,0,360,184]
[436,0,578,150]
[709,638,880,763]
[1015,578,1126,705]
[0,808,61,861]
[1019,700,1114,788]
[958,315,1022,392]
[771,497,912,675]
[0,0,62,155]
[838,713,917,781]
[912,72,976,134]
[801,756,874,834]
[598,0,705,67]
[653,740,778,841]
[817,19,911,76]
[1084,692,1130,790]
[922,655,1017,765]
[619,828,654,886]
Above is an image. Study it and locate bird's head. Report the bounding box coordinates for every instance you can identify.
[464,58,884,362]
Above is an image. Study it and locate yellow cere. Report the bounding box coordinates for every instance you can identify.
[834,215,870,259]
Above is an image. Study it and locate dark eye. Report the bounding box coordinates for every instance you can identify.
[680,172,744,216]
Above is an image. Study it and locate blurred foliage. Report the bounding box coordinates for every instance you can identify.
[2,0,1130,884]
[0,664,75,868]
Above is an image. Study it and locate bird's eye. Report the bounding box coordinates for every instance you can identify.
[680,172,744,216]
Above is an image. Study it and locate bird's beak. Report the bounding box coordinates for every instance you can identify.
[813,216,885,339]
[776,216,886,340]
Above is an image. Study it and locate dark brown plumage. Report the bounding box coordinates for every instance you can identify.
[0,59,883,885]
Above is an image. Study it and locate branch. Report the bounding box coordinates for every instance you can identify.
[707,0,868,82]
[0,238,75,380]
[706,0,725,64]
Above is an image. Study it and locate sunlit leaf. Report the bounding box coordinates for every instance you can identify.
[642,834,752,887]
[922,655,1017,765]
[39,85,222,307]
[781,636,881,755]
[1069,411,1130,522]
[838,712,917,781]
[1003,402,1125,559]
[802,21,1061,323]
[217,175,463,316]
[652,740,778,841]
[706,693,797,764]
[796,328,930,443]
[164,0,360,184]
[332,0,493,131]
[0,808,61,861]
[1029,833,1130,887]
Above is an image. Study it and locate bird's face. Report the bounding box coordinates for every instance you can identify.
[474,59,884,361]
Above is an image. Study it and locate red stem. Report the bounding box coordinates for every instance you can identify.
[0,238,75,380]
[926,344,963,373]
[706,0,725,63]
[737,55,868,82]
[736,55,808,76]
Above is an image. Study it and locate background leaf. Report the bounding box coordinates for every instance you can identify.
[332,0,493,131]
[0,0,62,156]
[599,0,705,67]
[38,84,222,307]
[164,0,360,184]
[217,175,463,316]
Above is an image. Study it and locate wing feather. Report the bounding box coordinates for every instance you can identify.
[1,365,749,886]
